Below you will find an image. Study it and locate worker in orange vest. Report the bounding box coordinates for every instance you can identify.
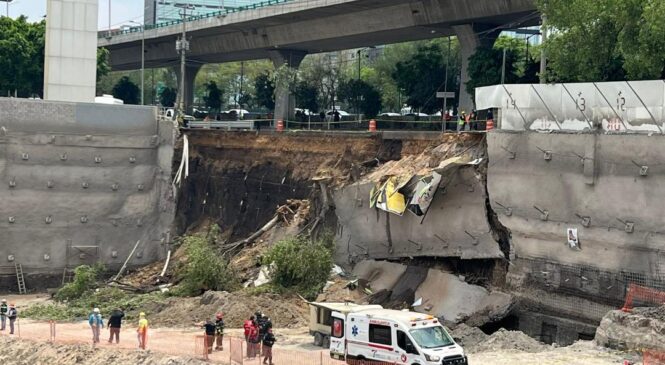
[137,312,148,349]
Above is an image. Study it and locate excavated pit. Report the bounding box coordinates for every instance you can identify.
[173,131,617,345]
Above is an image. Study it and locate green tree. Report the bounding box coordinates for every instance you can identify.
[203,81,223,112]
[338,79,382,118]
[294,81,319,112]
[465,47,519,101]
[0,16,45,97]
[254,72,275,110]
[96,48,111,82]
[392,43,460,114]
[263,236,333,300]
[112,76,140,105]
[539,0,665,81]
[159,87,177,107]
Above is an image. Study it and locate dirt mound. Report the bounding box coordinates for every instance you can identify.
[472,328,549,353]
[450,324,489,351]
[595,308,665,351]
[145,291,308,329]
[0,337,205,365]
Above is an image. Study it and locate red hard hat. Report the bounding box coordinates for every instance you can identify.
[216,312,223,319]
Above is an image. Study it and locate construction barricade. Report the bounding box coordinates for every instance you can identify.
[622,283,665,312]
[643,349,665,365]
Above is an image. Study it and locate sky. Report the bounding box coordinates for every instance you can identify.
[6,0,144,29]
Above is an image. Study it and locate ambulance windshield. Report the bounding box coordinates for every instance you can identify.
[409,326,454,349]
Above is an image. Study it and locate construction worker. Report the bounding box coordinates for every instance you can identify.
[262,328,276,365]
[7,303,17,335]
[88,308,104,344]
[244,315,254,357]
[458,111,466,132]
[202,319,216,354]
[0,299,7,331]
[215,312,225,351]
[107,307,125,344]
[137,312,148,349]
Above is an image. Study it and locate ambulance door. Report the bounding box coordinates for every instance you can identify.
[329,311,346,360]
[396,329,420,365]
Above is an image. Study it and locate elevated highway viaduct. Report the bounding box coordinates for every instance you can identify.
[99,0,538,119]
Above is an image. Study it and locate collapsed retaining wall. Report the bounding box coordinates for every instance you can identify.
[0,98,175,289]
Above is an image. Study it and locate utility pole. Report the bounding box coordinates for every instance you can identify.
[1,0,13,18]
[501,48,507,84]
[175,4,193,122]
[130,21,145,105]
[540,14,548,84]
[239,61,244,106]
[442,36,451,132]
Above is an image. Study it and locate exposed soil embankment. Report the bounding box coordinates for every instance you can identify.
[174,131,448,238]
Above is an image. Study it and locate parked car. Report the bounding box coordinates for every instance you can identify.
[225,108,250,118]
[379,112,401,117]
[326,110,350,116]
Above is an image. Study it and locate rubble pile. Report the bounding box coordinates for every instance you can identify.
[595,307,665,350]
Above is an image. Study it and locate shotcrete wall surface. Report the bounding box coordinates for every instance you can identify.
[0,98,176,289]
[487,131,665,322]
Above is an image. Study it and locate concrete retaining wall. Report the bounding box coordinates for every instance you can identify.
[0,98,176,289]
[488,131,665,323]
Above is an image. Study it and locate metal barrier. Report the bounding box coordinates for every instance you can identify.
[99,0,294,39]
[644,350,665,365]
[195,335,210,361]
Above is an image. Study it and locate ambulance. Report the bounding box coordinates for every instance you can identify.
[329,308,468,365]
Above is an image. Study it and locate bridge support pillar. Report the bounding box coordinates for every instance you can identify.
[269,50,307,123]
[453,24,500,113]
[174,64,202,115]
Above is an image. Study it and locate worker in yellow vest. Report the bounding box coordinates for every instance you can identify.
[137,312,149,349]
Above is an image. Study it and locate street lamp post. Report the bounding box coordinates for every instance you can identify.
[175,4,194,121]
[129,21,145,105]
[0,0,13,18]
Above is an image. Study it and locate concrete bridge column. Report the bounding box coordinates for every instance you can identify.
[453,24,501,113]
[174,64,202,114]
[269,50,307,123]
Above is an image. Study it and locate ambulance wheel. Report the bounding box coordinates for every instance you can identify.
[313,332,323,347]
[322,335,330,349]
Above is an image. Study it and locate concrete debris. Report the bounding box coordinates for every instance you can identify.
[595,307,665,351]
[352,260,513,326]
[253,265,272,287]
[450,324,489,350]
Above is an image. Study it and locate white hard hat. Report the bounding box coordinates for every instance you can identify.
[93,308,100,313]
[1,299,5,303]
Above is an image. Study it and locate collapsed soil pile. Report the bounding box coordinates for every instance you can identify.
[145,290,308,329]
[0,337,205,365]
[451,325,548,354]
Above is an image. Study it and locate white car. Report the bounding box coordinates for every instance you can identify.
[380,112,401,117]
[326,110,350,116]
[226,109,250,118]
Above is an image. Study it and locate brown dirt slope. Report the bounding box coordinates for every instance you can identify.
[0,337,205,365]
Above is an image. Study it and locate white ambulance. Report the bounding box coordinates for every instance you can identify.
[330,308,468,365]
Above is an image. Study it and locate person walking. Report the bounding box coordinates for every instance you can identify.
[107,308,125,344]
[202,319,216,354]
[7,303,17,335]
[214,312,225,351]
[89,308,104,344]
[0,299,7,331]
[244,315,254,357]
[458,111,466,133]
[137,312,149,350]
[262,328,276,365]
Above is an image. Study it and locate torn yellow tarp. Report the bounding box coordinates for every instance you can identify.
[372,176,408,216]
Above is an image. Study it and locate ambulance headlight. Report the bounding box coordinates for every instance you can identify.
[424,353,440,362]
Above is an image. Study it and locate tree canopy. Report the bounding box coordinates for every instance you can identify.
[112,76,140,105]
[0,16,111,98]
[539,0,665,81]
[203,81,223,112]
[338,79,382,118]
[254,73,275,111]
